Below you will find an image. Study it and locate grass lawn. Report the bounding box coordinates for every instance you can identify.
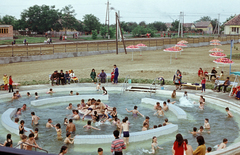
[0,36,56,45]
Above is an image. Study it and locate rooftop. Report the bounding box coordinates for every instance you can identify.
[225,14,240,25]
[0,25,11,28]
[195,21,211,28]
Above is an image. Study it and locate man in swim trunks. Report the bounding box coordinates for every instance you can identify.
[119,119,129,145]
[66,119,76,134]
[31,112,40,126]
[46,119,55,128]
[26,133,41,151]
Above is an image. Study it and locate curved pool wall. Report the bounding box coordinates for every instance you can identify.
[31,95,109,106]
[157,90,240,155]
[1,108,32,136]
[74,124,178,144]
[141,98,187,119]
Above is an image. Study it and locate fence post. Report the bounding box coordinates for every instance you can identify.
[76,44,78,52]
[107,42,108,51]
[87,43,89,51]
[53,45,54,54]
[97,43,99,51]
[40,47,42,55]
[27,46,28,57]
[12,46,13,57]
[65,44,66,52]
[149,40,150,47]
[156,40,157,47]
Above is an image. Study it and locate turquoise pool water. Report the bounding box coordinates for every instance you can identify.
[0,90,239,155]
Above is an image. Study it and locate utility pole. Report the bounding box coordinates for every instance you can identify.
[105,0,110,39]
[181,12,184,38]
[118,10,122,42]
[178,12,181,37]
[218,13,220,35]
[116,12,118,54]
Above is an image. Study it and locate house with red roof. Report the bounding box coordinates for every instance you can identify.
[195,21,213,34]
[183,23,195,31]
[224,14,240,35]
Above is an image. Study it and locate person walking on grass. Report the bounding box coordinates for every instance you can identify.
[9,75,13,93]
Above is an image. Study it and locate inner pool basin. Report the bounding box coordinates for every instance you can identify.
[0,87,240,155]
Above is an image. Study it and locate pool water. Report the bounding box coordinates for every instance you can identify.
[0,91,239,155]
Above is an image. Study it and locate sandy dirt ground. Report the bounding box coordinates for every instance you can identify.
[0,44,239,83]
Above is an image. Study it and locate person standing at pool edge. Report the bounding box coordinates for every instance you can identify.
[9,75,13,93]
[114,65,119,84]
[3,74,8,90]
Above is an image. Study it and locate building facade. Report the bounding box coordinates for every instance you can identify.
[195,21,213,34]
[0,25,13,40]
[224,14,240,35]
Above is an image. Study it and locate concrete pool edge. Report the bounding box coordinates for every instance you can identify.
[31,95,109,106]
[141,98,187,119]
[74,124,178,144]
[1,108,32,136]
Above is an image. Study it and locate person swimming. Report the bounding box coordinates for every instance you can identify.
[83,120,100,130]
[154,106,164,116]
[204,118,210,129]
[55,123,62,140]
[125,106,144,117]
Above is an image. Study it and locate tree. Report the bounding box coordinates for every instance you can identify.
[108,27,115,38]
[74,20,84,32]
[132,26,147,37]
[170,20,180,31]
[0,15,21,30]
[100,26,107,38]
[83,14,101,33]
[126,22,138,32]
[20,5,61,33]
[139,21,146,27]
[149,21,167,31]
[91,29,98,39]
[196,16,212,22]
[120,21,128,32]
[60,5,77,34]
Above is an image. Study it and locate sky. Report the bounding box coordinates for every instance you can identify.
[0,0,239,25]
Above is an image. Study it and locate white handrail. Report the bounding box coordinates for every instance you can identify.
[121,75,130,92]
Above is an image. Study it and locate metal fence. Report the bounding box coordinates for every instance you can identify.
[0,35,239,57]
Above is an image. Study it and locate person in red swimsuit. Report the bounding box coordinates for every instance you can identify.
[172,134,187,155]
[198,68,203,80]
[111,69,115,84]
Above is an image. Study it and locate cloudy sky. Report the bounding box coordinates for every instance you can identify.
[0,0,239,24]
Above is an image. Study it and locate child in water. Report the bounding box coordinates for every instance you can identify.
[64,118,68,125]
[102,87,107,95]
[35,92,39,99]
[189,127,198,136]
[199,102,204,110]
[27,92,31,97]
[96,83,101,91]
[125,106,144,117]
[30,128,39,139]
[47,88,54,94]
[83,120,101,130]
[204,118,210,129]
[55,123,62,140]
[154,106,164,116]
[225,107,233,117]
[171,90,176,98]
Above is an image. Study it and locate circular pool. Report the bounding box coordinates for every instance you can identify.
[0,86,240,155]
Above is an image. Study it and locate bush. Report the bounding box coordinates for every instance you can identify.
[132,26,147,37]
[147,29,156,37]
[100,26,107,38]
[91,29,98,40]
[109,27,115,38]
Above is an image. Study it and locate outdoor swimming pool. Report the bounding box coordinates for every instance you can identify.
[0,89,240,155]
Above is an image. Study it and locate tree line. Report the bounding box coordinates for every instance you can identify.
[0,4,235,38]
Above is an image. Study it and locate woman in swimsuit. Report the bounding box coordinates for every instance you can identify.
[125,106,144,117]
[151,136,163,154]
[19,120,27,138]
[55,123,62,140]
[59,146,68,155]
[83,120,100,130]
[16,108,21,117]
